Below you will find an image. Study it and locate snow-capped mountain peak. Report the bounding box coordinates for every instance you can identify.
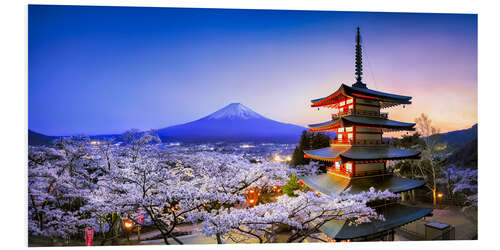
[203,103,266,120]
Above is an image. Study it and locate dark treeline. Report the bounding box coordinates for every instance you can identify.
[290,131,330,167]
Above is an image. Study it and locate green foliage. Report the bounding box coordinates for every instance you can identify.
[291,130,330,166]
[282,174,301,197]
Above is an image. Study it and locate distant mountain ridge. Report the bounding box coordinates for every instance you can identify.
[157,103,306,143]
[28,130,56,146]
[435,123,477,149]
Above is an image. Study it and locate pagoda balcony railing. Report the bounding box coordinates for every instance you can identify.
[327,167,353,177]
[330,139,353,145]
[331,139,389,145]
[332,110,389,119]
[353,169,388,177]
[328,167,388,178]
[354,139,389,145]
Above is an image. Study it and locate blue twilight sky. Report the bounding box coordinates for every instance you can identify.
[28,5,477,136]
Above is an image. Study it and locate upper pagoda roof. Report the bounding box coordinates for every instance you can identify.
[308,115,416,131]
[311,84,412,108]
[319,203,432,240]
[301,172,425,196]
[303,145,420,161]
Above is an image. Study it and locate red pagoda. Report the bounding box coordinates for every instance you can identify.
[302,27,432,241]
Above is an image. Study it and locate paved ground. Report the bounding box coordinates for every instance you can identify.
[397,203,477,240]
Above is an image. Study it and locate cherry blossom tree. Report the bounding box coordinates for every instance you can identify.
[29,131,398,246]
[199,188,398,243]
[28,136,101,241]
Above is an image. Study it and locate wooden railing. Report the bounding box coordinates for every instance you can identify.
[332,109,389,119]
[330,139,388,145]
[354,139,388,145]
[327,167,353,177]
[353,169,388,177]
[330,139,353,145]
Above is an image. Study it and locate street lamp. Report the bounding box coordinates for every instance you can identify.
[437,192,444,208]
[123,219,134,241]
[123,219,133,231]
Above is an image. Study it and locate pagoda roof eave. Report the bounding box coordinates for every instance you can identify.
[310,84,412,107]
[319,203,432,240]
[308,115,416,131]
[301,173,426,196]
[303,146,421,161]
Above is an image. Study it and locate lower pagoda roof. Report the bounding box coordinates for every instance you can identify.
[308,115,416,131]
[303,145,421,161]
[319,203,432,240]
[301,173,425,196]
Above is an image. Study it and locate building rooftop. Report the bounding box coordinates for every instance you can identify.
[308,115,416,131]
[319,203,432,240]
[301,173,425,195]
[303,145,420,161]
[311,84,412,108]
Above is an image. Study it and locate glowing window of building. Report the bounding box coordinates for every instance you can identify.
[335,161,341,169]
[338,127,344,132]
[348,133,353,140]
[339,107,344,112]
[333,108,339,114]
[345,127,353,132]
[338,134,343,141]
[348,104,353,110]
[346,99,353,104]
[340,101,345,106]
[345,162,352,172]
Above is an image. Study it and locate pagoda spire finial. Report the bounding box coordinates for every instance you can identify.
[352,26,367,89]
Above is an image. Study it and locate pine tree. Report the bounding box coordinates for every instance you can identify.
[291,130,330,166]
[282,173,301,197]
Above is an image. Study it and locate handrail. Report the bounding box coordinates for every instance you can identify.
[330,139,353,145]
[332,109,389,119]
[330,139,388,145]
[327,167,353,177]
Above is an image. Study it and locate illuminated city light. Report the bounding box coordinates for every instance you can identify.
[123,220,133,230]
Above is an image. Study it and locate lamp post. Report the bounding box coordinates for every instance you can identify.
[123,219,133,241]
[437,192,444,209]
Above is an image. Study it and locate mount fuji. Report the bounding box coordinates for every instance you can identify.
[157,103,306,143]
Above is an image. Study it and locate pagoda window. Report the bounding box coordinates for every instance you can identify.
[345,162,352,172]
[345,127,353,132]
[337,134,343,141]
[346,98,353,104]
[335,161,341,170]
[348,104,353,110]
[348,133,353,140]
[339,107,344,112]
[340,101,346,106]
[338,127,344,132]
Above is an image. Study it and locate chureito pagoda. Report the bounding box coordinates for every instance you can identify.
[301,27,433,241]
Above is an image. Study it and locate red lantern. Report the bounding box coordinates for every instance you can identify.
[246,188,260,206]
